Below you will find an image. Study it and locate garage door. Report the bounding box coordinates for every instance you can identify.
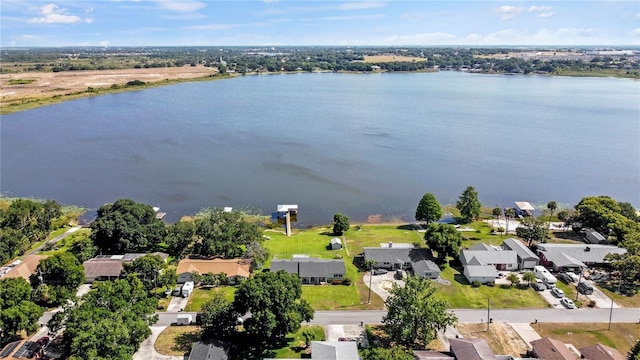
[523,260,538,269]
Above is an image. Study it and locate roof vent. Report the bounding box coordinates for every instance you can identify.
[585,246,591,252]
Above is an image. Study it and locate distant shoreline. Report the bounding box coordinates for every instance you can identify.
[1,67,636,115]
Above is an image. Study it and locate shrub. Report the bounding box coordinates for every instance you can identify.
[587,300,596,308]
[342,277,352,286]
[331,279,342,285]
[472,280,481,288]
[126,80,146,86]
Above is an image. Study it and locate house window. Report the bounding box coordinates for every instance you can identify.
[333,274,343,278]
[383,262,390,265]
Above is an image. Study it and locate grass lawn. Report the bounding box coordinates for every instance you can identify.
[433,267,549,309]
[270,325,325,358]
[184,287,236,312]
[535,322,640,354]
[40,229,91,256]
[155,325,202,356]
[596,284,640,308]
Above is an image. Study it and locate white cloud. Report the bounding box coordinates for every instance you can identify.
[494,5,524,20]
[538,12,555,18]
[156,1,206,12]
[85,18,94,24]
[338,2,386,11]
[99,41,110,47]
[28,3,83,24]
[528,6,552,12]
[320,14,385,21]
[186,23,235,31]
[629,28,640,36]
[401,12,424,20]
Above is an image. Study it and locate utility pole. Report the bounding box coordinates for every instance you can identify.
[487,298,490,331]
[608,298,614,330]
[575,270,583,302]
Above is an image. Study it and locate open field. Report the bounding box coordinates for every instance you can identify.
[535,322,640,354]
[458,323,531,356]
[0,66,218,114]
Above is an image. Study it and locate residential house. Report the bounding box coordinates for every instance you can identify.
[176,259,251,285]
[413,350,454,359]
[264,341,358,360]
[2,255,47,280]
[536,244,627,272]
[502,238,539,270]
[82,252,168,283]
[514,201,535,217]
[363,243,441,279]
[270,257,345,284]
[578,344,625,360]
[459,244,517,284]
[585,229,607,244]
[530,337,578,360]
[449,337,497,360]
[187,340,228,360]
[330,238,343,250]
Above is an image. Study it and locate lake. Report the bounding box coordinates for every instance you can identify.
[1,71,638,225]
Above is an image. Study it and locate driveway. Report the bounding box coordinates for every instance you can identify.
[583,280,620,309]
[166,295,190,313]
[537,288,566,309]
[363,272,404,302]
[324,325,369,347]
[133,326,185,360]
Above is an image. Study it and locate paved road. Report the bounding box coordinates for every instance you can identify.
[28,227,81,255]
[41,307,640,328]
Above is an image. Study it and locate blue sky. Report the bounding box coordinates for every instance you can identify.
[2,1,639,47]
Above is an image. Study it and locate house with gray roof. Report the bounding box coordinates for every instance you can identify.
[502,238,539,270]
[264,341,358,360]
[459,245,517,284]
[188,340,227,360]
[536,244,626,272]
[270,257,345,284]
[363,244,440,279]
[585,229,607,244]
[449,337,497,360]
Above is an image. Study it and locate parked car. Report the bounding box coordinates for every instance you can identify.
[36,336,50,346]
[557,273,573,284]
[565,272,580,282]
[531,282,546,291]
[372,268,388,275]
[560,297,575,309]
[551,287,565,298]
[395,269,405,280]
[577,282,594,295]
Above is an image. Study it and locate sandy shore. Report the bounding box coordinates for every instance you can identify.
[0,65,216,111]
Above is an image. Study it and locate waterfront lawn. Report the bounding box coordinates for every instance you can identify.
[433,267,549,309]
[341,225,423,256]
[459,221,508,248]
[263,227,346,266]
[184,287,236,312]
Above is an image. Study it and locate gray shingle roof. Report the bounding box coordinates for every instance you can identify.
[449,338,497,360]
[364,247,433,264]
[412,259,441,274]
[188,340,228,360]
[502,238,539,260]
[536,244,626,265]
[271,258,345,278]
[465,265,498,278]
[311,341,359,360]
[460,249,517,266]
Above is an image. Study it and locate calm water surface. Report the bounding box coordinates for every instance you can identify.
[2,72,639,224]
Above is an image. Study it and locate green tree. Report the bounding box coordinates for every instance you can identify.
[234,271,313,340]
[619,202,639,222]
[423,224,462,263]
[629,339,640,360]
[382,276,457,348]
[557,210,570,232]
[0,199,61,242]
[332,213,350,236]
[547,201,557,229]
[0,228,29,266]
[302,328,316,347]
[522,271,537,285]
[68,236,97,263]
[165,220,196,258]
[492,207,502,229]
[456,186,481,223]
[49,276,157,360]
[0,278,44,341]
[31,253,85,306]
[192,209,263,258]
[574,196,639,241]
[362,347,414,360]
[504,208,516,235]
[516,217,547,246]
[90,199,167,254]
[121,254,173,291]
[415,193,442,225]
[197,291,238,338]
[506,272,520,287]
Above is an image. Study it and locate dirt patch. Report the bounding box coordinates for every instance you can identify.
[458,323,530,357]
[0,65,215,102]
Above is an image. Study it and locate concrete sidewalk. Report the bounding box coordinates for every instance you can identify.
[508,323,541,349]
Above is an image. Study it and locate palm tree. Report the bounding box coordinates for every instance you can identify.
[507,273,520,287]
[522,271,537,286]
[504,208,516,235]
[364,259,376,304]
[547,201,557,230]
[492,208,502,231]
